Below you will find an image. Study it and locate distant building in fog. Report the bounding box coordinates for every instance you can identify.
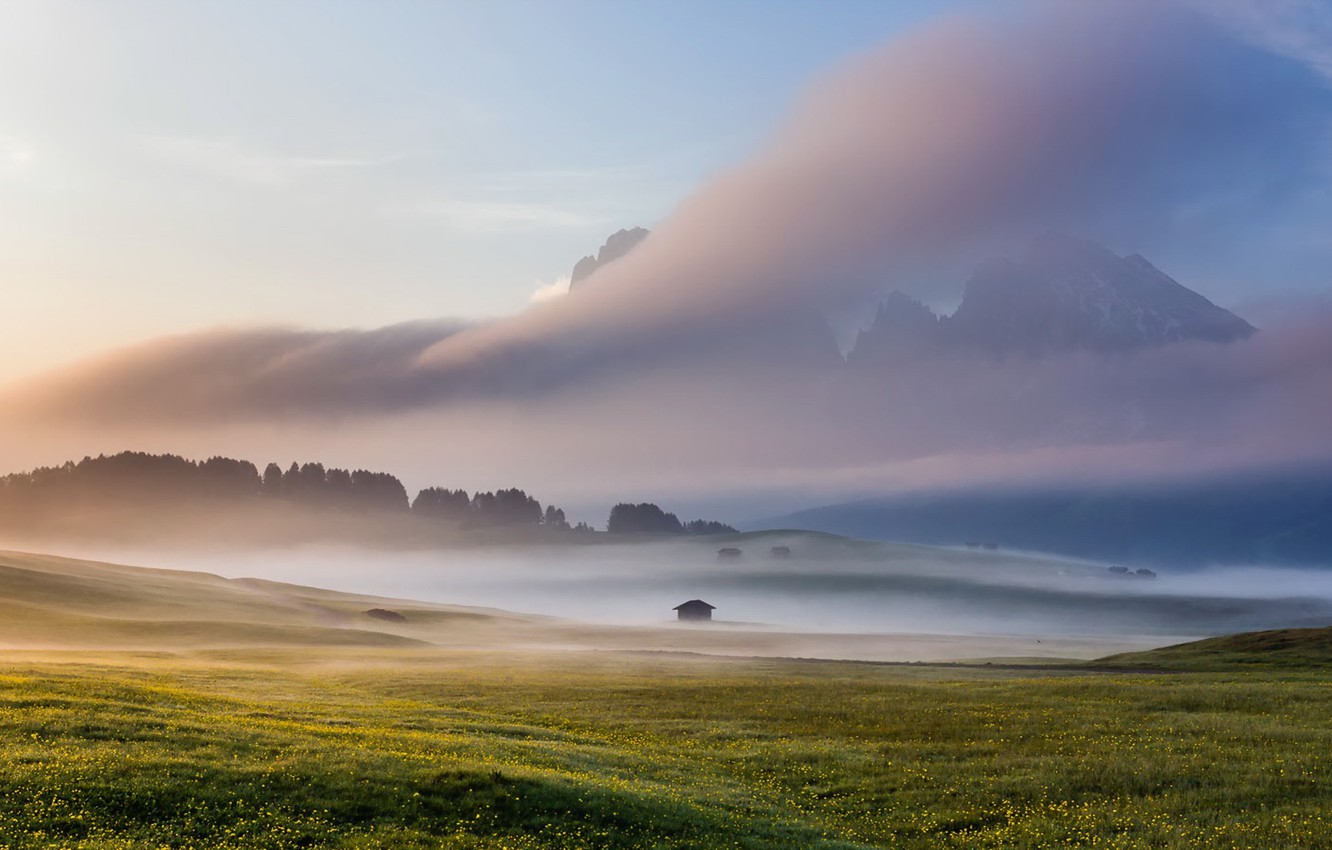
[717,547,743,561]
[769,546,792,559]
[674,599,716,621]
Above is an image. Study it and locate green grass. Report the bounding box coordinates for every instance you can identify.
[1098,625,1332,671]
[0,649,1330,849]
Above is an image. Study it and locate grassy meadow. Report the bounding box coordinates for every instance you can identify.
[1,550,1331,848]
[2,649,1331,849]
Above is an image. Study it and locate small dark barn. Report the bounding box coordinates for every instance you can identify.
[717,547,743,562]
[363,608,408,623]
[769,545,792,559]
[674,599,716,621]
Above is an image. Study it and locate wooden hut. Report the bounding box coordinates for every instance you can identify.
[673,599,716,621]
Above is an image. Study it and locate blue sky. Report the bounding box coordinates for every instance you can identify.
[0,0,951,381]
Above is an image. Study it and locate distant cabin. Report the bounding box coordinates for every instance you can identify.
[769,545,792,559]
[674,599,716,621]
[717,547,743,562]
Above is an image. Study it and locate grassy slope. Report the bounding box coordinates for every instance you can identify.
[0,549,533,650]
[1098,625,1332,671]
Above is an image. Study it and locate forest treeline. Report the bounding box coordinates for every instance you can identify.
[0,451,734,536]
[606,503,736,535]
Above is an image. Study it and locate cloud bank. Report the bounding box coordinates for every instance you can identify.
[5,321,467,425]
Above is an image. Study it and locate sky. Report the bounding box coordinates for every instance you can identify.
[2,0,1331,520]
[0,0,950,382]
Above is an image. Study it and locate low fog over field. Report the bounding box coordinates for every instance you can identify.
[55,534,1332,643]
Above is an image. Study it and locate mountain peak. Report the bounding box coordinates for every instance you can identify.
[852,234,1256,363]
[850,293,940,364]
[955,235,1256,355]
[569,227,650,288]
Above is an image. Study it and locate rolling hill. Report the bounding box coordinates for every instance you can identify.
[759,467,1332,567]
[0,549,527,650]
[1098,626,1332,670]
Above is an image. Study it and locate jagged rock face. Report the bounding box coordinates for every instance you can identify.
[569,227,650,288]
[852,234,1255,362]
[948,233,1256,355]
[850,292,940,363]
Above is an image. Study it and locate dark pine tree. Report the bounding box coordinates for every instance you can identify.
[262,462,283,497]
[543,505,568,529]
[684,519,738,535]
[606,503,684,534]
[412,487,472,521]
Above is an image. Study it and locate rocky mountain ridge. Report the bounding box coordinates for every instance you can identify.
[853,233,1255,363]
[566,228,1256,363]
